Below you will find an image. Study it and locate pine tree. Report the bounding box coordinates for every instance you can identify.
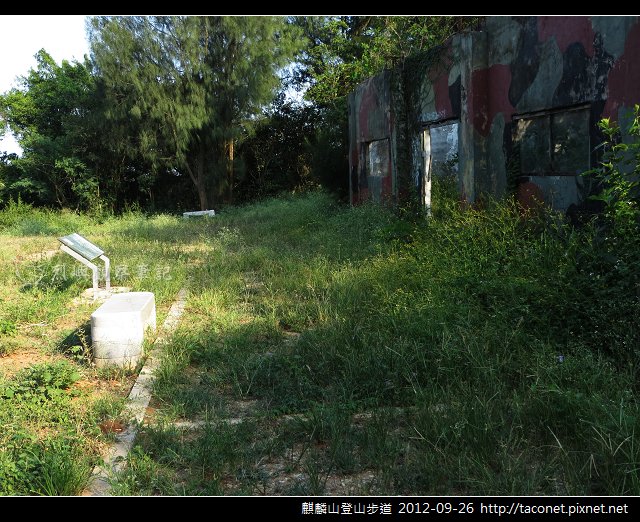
[89,16,301,209]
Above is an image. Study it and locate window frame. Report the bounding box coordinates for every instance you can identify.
[512,104,591,177]
[364,138,391,179]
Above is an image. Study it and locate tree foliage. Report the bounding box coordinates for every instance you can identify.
[294,16,482,105]
[0,50,99,208]
[273,16,482,201]
[238,94,321,201]
[1,16,480,211]
[89,16,302,210]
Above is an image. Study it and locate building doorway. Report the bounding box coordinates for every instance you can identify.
[422,121,459,213]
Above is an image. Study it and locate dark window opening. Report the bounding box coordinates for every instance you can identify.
[426,121,459,178]
[514,106,590,177]
[366,139,390,178]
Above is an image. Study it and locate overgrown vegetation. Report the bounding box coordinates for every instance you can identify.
[293,16,481,105]
[0,356,96,495]
[0,203,194,495]
[87,176,637,496]
[1,16,638,496]
[2,151,639,493]
[1,16,475,212]
[572,105,640,368]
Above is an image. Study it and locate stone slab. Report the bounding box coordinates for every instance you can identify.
[183,210,215,218]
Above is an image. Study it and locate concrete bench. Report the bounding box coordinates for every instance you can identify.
[91,292,156,368]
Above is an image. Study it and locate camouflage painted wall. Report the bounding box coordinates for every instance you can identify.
[348,71,395,204]
[348,16,640,212]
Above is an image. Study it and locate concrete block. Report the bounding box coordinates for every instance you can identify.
[183,210,215,218]
[91,292,156,368]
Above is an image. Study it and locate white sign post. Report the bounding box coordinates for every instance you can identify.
[58,233,111,300]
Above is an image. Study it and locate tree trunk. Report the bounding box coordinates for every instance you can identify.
[196,144,209,210]
[225,138,234,204]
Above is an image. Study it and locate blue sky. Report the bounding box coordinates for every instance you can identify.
[0,15,90,154]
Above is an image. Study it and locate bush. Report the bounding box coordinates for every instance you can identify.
[587,105,640,231]
[567,106,640,366]
[1,361,80,403]
[0,198,96,235]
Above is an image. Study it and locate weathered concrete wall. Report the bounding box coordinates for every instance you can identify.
[348,16,640,212]
[348,70,395,204]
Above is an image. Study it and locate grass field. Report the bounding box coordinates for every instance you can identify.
[1,189,639,495]
[0,202,191,494]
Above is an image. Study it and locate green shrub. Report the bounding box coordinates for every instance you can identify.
[587,105,640,230]
[0,319,17,336]
[1,361,80,403]
[570,106,640,365]
[0,198,33,229]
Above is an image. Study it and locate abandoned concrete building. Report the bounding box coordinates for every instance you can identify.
[348,16,640,212]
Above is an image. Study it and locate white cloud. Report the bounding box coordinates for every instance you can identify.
[0,15,90,154]
[0,15,90,92]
